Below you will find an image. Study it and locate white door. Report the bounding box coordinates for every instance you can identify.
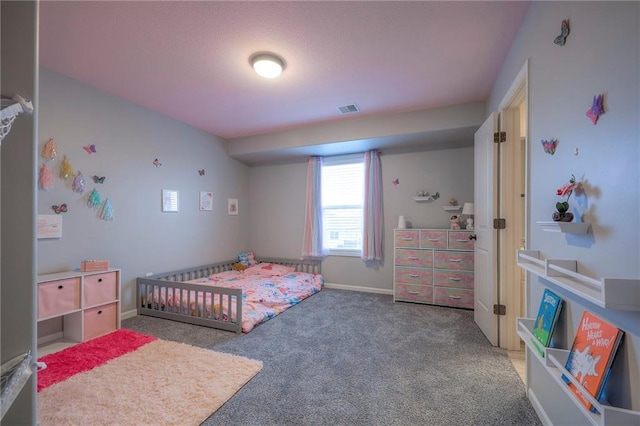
[474,112,499,346]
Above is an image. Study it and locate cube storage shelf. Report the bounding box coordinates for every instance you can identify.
[516,318,640,426]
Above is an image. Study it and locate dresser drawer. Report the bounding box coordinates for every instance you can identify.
[434,251,474,270]
[395,230,420,248]
[395,267,433,285]
[434,269,474,289]
[434,287,474,309]
[84,271,117,307]
[395,249,433,268]
[420,230,447,249]
[38,278,81,319]
[395,283,433,303]
[447,231,474,250]
[83,302,118,341]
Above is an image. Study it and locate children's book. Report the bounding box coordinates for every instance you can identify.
[562,311,624,413]
[531,289,563,356]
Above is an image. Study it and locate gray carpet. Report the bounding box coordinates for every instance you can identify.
[123,289,541,426]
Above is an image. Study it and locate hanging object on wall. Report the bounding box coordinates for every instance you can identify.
[41,138,58,161]
[392,178,399,186]
[153,158,162,167]
[586,94,605,125]
[0,94,34,144]
[553,19,570,46]
[60,155,75,180]
[100,199,114,221]
[83,144,97,154]
[541,139,558,155]
[38,163,53,190]
[51,203,68,214]
[87,188,102,209]
[198,169,205,176]
[92,175,106,184]
[72,171,86,194]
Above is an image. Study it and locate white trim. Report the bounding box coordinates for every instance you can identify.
[324,282,393,295]
[500,59,529,111]
[37,331,63,346]
[121,309,138,320]
[528,389,552,426]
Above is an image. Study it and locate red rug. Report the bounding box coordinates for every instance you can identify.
[37,329,156,392]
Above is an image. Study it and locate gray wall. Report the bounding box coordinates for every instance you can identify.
[488,1,639,421]
[1,1,38,423]
[248,147,474,291]
[37,69,251,315]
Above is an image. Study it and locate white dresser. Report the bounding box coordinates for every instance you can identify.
[393,229,474,309]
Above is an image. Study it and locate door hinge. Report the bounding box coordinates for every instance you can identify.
[493,131,506,143]
[493,304,506,315]
[493,218,506,229]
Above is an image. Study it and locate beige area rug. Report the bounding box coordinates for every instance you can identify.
[38,339,263,425]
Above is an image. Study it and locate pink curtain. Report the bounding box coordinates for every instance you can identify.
[302,157,324,258]
[362,150,383,261]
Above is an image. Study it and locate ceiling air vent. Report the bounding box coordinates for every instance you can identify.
[337,104,359,114]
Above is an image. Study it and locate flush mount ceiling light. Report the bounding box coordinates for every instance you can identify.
[250,53,286,79]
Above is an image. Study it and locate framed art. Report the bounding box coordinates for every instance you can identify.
[37,214,62,239]
[199,191,213,211]
[162,189,180,212]
[227,198,238,215]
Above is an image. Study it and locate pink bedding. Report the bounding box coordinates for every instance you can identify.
[146,264,324,333]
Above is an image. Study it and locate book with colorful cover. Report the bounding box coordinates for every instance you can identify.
[562,311,624,413]
[531,289,563,356]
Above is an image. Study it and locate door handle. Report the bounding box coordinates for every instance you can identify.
[469,234,477,240]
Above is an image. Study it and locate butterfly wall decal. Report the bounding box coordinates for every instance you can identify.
[586,94,605,125]
[198,169,205,176]
[541,139,557,155]
[553,19,570,46]
[52,203,68,214]
[153,158,162,167]
[93,175,106,184]
[83,144,97,154]
[392,178,399,186]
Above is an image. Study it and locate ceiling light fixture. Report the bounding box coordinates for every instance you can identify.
[250,53,285,79]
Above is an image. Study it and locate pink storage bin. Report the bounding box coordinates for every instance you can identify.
[83,302,117,341]
[84,271,117,307]
[38,278,81,319]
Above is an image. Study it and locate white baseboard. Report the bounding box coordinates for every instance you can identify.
[324,282,393,295]
[121,309,137,320]
[528,389,551,426]
[38,331,63,346]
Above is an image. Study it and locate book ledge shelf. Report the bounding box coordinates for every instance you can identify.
[517,318,639,426]
[536,221,592,234]
[516,250,640,311]
[413,196,438,202]
[443,205,462,213]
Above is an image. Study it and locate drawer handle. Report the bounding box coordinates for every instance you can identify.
[408,291,420,295]
[97,310,103,315]
[448,296,462,300]
[98,278,103,283]
[427,238,440,241]
[401,238,414,241]
[456,239,469,242]
[450,259,462,263]
[58,285,64,289]
[448,277,461,281]
[408,274,419,277]
[408,256,419,260]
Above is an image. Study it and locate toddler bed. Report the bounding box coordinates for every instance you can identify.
[137,257,323,334]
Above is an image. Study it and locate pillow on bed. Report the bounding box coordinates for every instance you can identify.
[243,263,296,277]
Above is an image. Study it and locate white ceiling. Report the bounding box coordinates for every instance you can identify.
[38,1,531,161]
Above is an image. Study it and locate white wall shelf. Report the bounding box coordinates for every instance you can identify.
[443,205,462,213]
[517,250,640,311]
[413,196,438,202]
[537,221,592,234]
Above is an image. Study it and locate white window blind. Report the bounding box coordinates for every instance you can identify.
[321,155,364,254]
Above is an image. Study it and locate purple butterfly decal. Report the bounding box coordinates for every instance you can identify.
[392,179,400,186]
[586,94,604,125]
[153,158,162,167]
[52,203,68,214]
[541,139,557,155]
[83,144,97,154]
[198,169,205,176]
[553,19,570,46]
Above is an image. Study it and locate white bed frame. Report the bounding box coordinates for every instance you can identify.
[136,257,321,334]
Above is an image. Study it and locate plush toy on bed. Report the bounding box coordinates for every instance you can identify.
[238,251,258,267]
[232,262,247,271]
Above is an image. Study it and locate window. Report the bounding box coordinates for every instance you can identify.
[321,155,364,255]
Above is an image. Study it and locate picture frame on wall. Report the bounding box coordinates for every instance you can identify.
[162,189,180,212]
[199,191,213,211]
[228,198,238,215]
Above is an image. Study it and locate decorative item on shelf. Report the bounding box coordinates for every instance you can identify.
[461,202,474,230]
[449,198,458,206]
[80,260,109,272]
[553,174,578,222]
[414,191,440,201]
[450,215,460,230]
[397,215,406,229]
